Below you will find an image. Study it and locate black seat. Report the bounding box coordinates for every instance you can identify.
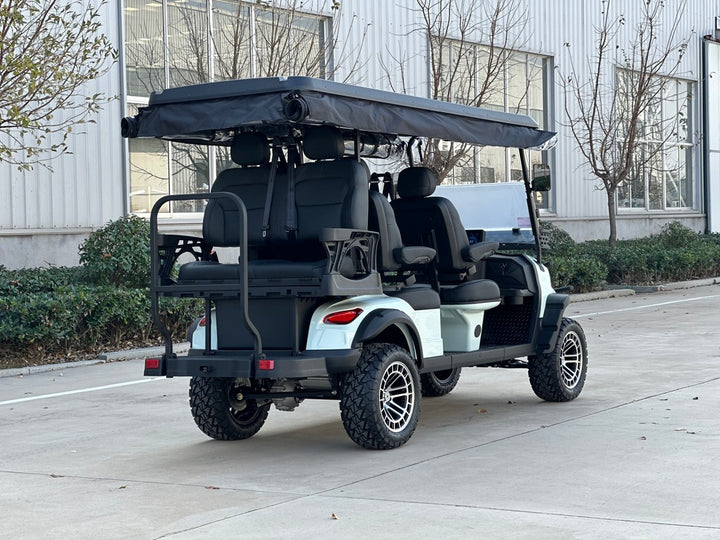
[241,126,379,294]
[368,190,436,274]
[178,127,381,296]
[390,167,500,305]
[178,132,276,283]
[391,167,499,283]
[368,189,438,310]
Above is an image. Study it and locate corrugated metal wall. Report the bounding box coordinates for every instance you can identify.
[0,1,125,234]
[1,0,718,267]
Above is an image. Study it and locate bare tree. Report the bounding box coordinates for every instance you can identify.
[381,0,529,181]
[0,0,116,169]
[561,0,691,245]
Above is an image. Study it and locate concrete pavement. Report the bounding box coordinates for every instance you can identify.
[1,285,719,539]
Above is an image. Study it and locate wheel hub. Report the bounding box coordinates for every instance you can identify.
[560,330,583,389]
[378,361,415,433]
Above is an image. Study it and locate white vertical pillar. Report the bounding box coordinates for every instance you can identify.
[704,39,720,233]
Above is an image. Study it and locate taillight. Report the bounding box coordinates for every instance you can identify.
[145,358,160,370]
[198,316,206,327]
[323,308,363,325]
[258,359,275,370]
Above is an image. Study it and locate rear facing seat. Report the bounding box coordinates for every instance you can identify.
[246,126,375,289]
[178,132,279,283]
[178,126,381,296]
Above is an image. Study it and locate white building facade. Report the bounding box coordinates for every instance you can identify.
[1,0,719,269]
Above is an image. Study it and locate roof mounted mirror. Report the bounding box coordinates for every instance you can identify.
[532,163,551,192]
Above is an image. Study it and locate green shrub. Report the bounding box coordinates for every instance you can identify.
[540,221,576,255]
[0,266,83,295]
[545,252,608,292]
[0,284,201,353]
[659,221,699,249]
[78,215,151,288]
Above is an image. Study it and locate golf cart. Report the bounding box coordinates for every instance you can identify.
[121,76,588,450]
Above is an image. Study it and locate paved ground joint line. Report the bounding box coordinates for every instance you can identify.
[317,494,720,531]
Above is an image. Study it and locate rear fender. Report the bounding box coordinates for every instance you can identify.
[305,295,418,352]
[351,309,422,361]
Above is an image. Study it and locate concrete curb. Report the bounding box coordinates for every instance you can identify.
[569,276,720,302]
[3,278,719,377]
[1,343,190,379]
[569,288,636,303]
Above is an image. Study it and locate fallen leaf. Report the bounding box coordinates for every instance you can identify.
[50,473,64,478]
[477,409,487,414]
[205,486,220,490]
[331,513,340,520]
[118,485,127,489]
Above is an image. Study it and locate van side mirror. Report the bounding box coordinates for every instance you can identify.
[532,163,551,192]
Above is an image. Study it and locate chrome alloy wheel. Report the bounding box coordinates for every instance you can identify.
[378,360,415,432]
[560,330,584,389]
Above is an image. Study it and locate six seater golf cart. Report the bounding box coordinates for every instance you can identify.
[121,76,588,450]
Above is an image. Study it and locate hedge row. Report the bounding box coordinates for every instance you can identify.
[542,222,720,292]
[2,218,719,360]
[0,216,195,361]
[0,277,201,353]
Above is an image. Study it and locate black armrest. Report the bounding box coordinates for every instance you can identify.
[319,228,354,242]
[394,246,436,266]
[321,228,379,277]
[462,241,499,263]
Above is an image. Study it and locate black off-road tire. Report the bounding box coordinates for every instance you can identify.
[528,318,588,402]
[421,367,462,397]
[340,343,421,450]
[189,377,270,440]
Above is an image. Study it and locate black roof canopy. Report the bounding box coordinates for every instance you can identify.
[122,76,556,149]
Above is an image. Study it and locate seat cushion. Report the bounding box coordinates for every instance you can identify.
[247,259,327,281]
[178,261,243,283]
[440,279,501,305]
[387,284,440,310]
[178,259,328,284]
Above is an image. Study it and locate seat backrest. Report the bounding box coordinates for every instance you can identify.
[293,126,369,257]
[391,166,473,276]
[368,189,404,272]
[203,132,281,247]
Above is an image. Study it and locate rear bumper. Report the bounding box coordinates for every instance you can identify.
[145,348,361,379]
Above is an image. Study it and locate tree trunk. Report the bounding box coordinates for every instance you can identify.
[606,187,617,247]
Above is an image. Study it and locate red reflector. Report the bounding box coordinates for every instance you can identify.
[145,358,160,370]
[199,316,206,327]
[323,308,363,325]
[258,359,275,370]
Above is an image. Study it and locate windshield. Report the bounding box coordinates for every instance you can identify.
[434,182,535,248]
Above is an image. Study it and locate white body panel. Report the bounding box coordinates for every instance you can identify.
[190,294,446,359]
[306,295,444,358]
[440,300,501,352]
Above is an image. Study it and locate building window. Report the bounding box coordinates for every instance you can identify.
[617,72,696,211]
[438,43,552,209]
[124,0,330,214]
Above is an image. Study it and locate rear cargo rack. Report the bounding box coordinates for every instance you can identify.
[149,192,263,367]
